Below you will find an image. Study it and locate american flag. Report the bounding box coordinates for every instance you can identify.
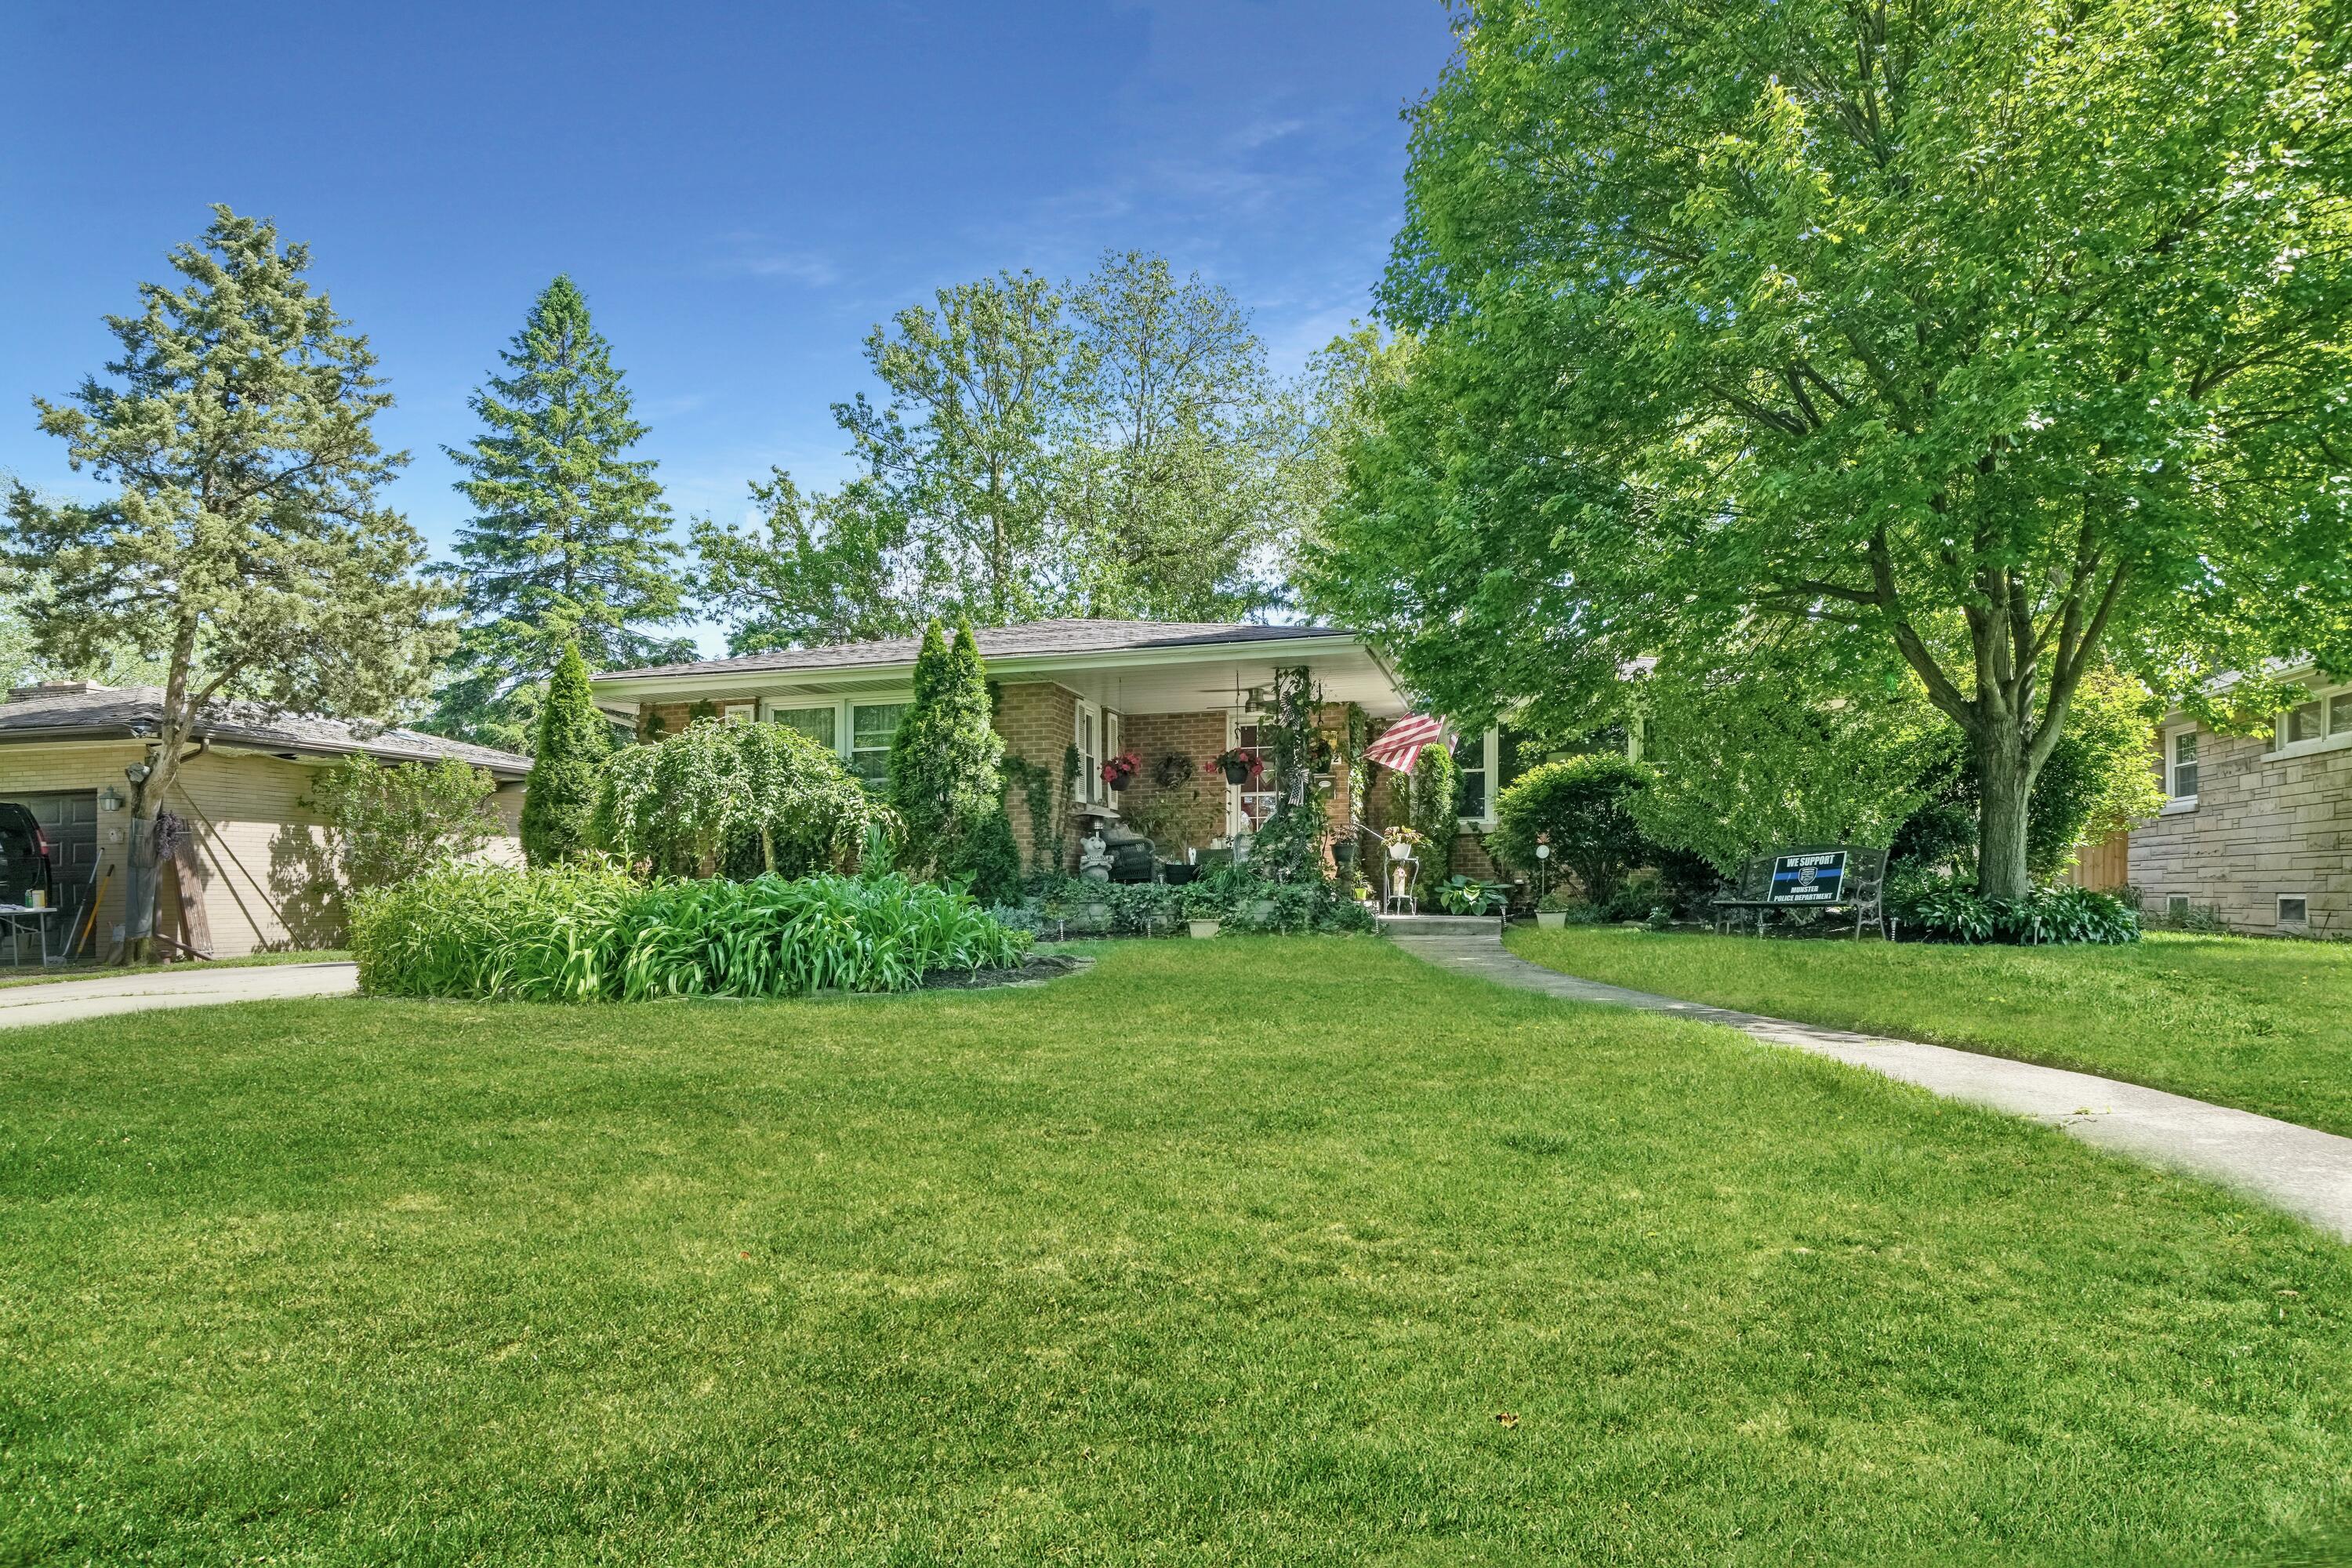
[1366,714,1450,774]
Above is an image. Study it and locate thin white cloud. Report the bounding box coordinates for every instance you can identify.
[710,244,841,288]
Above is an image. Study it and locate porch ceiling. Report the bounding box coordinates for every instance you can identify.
[1052,644,1408,717]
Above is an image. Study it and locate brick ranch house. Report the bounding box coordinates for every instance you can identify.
[0,681,529,960]
[590,619,1516,884]
[2069,664,2351,937]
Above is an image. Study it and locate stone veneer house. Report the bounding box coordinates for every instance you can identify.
[589,619,1514,880]
[0,682,530,960]
[2091,665,2352,937]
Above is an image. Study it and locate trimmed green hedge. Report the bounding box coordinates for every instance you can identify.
[351,863,1032,1001]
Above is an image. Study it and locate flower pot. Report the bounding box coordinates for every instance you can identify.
[1221,763,1251,786]
[1387,843,1412,862]
[1537,911,1567,930]
[1187,919,1221,939]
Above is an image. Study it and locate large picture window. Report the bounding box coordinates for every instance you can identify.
[770,705,838,750]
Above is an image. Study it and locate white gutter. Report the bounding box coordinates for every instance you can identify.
[588,633,1372,702]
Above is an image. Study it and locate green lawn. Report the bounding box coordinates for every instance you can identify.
[6,938,2352,1564]
[1508,926,2352,1137]
[0,947,350,989]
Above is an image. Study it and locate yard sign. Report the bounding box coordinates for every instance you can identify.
[1768,851,1848,905]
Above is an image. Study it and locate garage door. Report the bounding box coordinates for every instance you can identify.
[1,789,100,910]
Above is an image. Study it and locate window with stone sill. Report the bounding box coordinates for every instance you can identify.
[2167,728,2199,802]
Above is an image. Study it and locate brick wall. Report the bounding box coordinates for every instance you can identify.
[2129,724,2351,935]
[639,701,697,739]
[1119,710,1227,856]
[994,681,1082,869]
[1,740,521,960]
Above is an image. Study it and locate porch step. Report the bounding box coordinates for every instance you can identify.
[1375,913,1504,940]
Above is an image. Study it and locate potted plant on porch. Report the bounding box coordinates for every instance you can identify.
[1211,746,1261,787]
[1101,750,1139,793]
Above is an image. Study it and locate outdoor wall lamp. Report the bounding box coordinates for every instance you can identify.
[98,786,123,812]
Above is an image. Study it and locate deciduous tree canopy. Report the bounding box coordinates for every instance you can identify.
[1306,0,2352,896]
[692,252,1321,649]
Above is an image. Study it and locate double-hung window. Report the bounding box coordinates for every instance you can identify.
[720,702,756,727]
[1455,728,1499,826]
[849,702,907,790]
[2168,728,2199,803]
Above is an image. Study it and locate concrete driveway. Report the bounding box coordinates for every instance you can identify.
[0,961,358,1030]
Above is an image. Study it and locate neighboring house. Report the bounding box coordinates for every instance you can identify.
[0,681,530,960]
[2075,666,2350,936]
[589,619,1516,881]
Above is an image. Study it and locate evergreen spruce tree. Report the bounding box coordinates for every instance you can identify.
[432,275,690,750]
[520,641,612,866]
[5,207,447,962]
[887,620,1004,880]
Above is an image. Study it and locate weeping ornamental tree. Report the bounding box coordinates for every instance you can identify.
[4,208,448,960]
[1307,0,2352,899]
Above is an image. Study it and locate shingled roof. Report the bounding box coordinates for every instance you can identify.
[0,683,532,779]
[597,619,1356,681]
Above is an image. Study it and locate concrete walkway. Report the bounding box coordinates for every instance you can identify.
[0,961,358,1030]
[1392,929,2352,1243]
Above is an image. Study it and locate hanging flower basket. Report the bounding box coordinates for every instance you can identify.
[1102,751,1139,792]
[1212,746,1261,786]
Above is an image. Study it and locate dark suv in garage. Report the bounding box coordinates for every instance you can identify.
[0,802,53,904]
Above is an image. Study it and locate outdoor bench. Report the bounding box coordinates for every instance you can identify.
[1711,844,1889,938]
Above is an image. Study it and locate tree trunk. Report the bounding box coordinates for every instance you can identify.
[122,808,160,965]
[1974,726,2034,901]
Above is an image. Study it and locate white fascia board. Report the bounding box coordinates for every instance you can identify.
[588,633,1370,705]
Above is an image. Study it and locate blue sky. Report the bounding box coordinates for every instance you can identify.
[1,1,1454,651]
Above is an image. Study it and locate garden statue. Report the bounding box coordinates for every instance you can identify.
[1079,830,1112,882]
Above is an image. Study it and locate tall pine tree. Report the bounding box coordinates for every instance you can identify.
[520,641,612,866]
[432,275,690,750]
